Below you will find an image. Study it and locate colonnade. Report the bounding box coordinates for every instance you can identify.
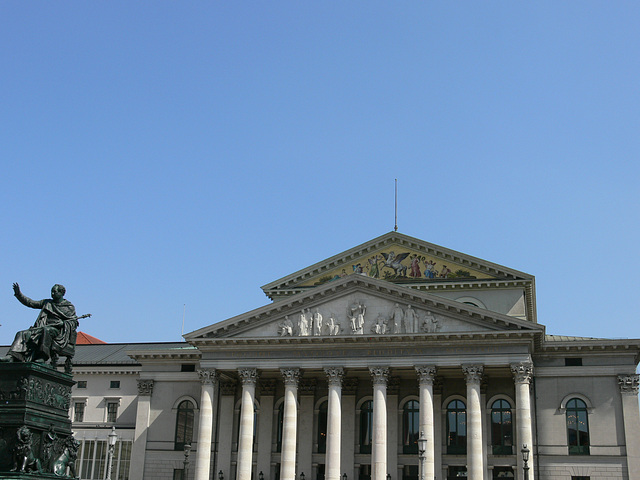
[193,363,535,480]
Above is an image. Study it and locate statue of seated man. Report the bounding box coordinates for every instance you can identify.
[1,283,77,364]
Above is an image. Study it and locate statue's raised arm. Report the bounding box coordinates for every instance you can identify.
[1,283,82,372]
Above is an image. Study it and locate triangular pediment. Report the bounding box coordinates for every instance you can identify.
[261,232,533,300]
[186,275,543,343]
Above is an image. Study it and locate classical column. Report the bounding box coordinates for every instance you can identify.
[237,368,259,480]
[463,365,483,480]
[130,379,154,480]
[618,374,640,480]
[193,369,218,480]
[415,366,436,480]
[281,368,301,480]
[324,367,344,480]
[511,363,534,480]
[369,367,389,480]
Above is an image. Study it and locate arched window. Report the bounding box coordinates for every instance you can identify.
[276,402,284,452]
[174,400,195,450]
[317,401,328,453]
[403,400,419,454]
[491,399,513,455]
[446,400,466,454]
[360,400,373,454]
[566,398,590,455]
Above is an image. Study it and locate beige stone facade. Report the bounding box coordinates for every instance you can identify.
[49,232,640,480]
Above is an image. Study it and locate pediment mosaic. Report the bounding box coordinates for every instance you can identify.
[300,247,494,287]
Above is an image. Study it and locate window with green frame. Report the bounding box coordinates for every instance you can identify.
[566,398,590,455]
[360,400,373,454]
[403,400,419,454]
[446,400,466,454]
[174,400,195,450]
[491,399,513,455]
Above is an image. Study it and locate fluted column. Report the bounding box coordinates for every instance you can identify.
[511,363,534,480]
[281,369,301,480]
[415,366,436,480]
[370,367,389,480]
[463,365,483,480]
[619,374,640,479]
[194,370,218,480]
[324,367,344,480]
[237,368,258,480]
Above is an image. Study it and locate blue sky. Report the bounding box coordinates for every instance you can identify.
[1,2,638,344]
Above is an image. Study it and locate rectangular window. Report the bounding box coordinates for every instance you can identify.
[107,402,118,423]
[565,358,582,366]
[77,380,87,389]
[181,364,196,372]
[78,439,132,480]
[571,477,590,480]
[110,380,121,389]
[74,402,85,422]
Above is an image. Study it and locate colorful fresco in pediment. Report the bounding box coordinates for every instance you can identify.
[300,247,494,287]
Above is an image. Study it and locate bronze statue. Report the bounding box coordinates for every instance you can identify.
[1,283,90,371]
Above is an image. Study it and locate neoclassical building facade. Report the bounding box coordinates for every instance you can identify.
[20,232,640,480]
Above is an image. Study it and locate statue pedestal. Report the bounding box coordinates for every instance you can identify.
[0,363,75,478]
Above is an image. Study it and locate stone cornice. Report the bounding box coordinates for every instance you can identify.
[126,348,201,361]
[69,368,140,375]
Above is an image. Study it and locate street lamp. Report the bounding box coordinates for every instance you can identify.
[386,474,391,480]
[219,471,224,480]
[259,472,265,480]
[183,444,192,480]
[521,444,530,480]
[106,426,118,480]
[300,472,305,480]
[417,431,427,480]
[342,473,347,480]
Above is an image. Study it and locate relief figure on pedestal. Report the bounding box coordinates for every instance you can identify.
[349,303,366,334]
[421,311,441,333]
[298,309,311,336]
[313,309,323,336]
[403,304,416,333]
[327,315,340,335]
[392,303,403,334]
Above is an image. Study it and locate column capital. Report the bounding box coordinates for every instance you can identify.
[137,379,154,396]
[510,362,534,384]
[281,368,301,387]
[618,374,640,395]
[238,368,259,386]
[415,365,437,386]
[198,368,218,385]
[462,365,484,385]
[220,380,237,396]
[369,366,390,386]
[324,367,344,387]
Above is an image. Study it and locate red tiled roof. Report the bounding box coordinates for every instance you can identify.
[76,332,107,345]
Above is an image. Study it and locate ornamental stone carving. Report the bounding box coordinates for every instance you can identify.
[415,365,437,386]
[137,379,154,396]
[238,368,259,386]
[387,376,401,395]
[281,368,301,386]
[260,378,277,395]
[511,363,534,384]
[462,365,484,384]
[198,369,218,385]
[220,381,237,396]
[618,374,640,395]
[299,378,317,395]
[324,367,344,387]
[343,377,358,395]
[369,366,390,385]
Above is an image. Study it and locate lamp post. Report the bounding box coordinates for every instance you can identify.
[417,431,427,480]
[521,444,530,480]
[342,473,347,480]
[183,444,192,480]
[106,426,118,480]
[259,472,265,480]
[218,471,224,480]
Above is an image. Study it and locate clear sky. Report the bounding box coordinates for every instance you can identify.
[1,2,638,345]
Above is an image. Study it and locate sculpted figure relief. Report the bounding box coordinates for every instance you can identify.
[327,315,340,336]
[403,304,416,333]
[421,311,441,333]
[2,283,89,371]
[313,309,323,336]
[349,303,366,334]
[278,316,294,336]
[298,309,311,336]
